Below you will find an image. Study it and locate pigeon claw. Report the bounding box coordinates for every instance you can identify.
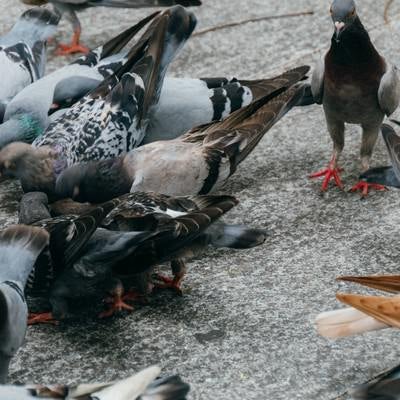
[154,274,184,296]
[55,29,89,55]
[349,181,388,197]
[98,295,134,319]
[55,42,89,56]
[28,312,59,326]
[309,166,344,191]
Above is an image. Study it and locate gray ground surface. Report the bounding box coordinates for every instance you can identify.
[1,0,400,399]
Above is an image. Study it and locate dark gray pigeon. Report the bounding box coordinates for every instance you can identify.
[0,365,190,399]
[310,0,400,196]
[0,8,59,110]
[19,191,242,321]
[0,225,49,383]
[21,0,201,55]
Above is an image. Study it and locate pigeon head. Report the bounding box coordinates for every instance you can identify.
[330,0,357,41]
[0,143,58,194]
[56,158,130,203]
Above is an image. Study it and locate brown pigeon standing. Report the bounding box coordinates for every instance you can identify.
[21,0,202,55]
[310,0,400,196]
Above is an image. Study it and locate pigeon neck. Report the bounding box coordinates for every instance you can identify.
[0,116,43,149]
[329,17,380,65]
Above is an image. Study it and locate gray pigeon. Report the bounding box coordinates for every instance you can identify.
[21,0,201,55]
[360,122,400,188]
[0,365,190,399]
[54,73,308,201]
[0,8,59,121]
[0,225,49,383]
[19,191,243,321]
[310,0,400,196]
[0,12,158,149]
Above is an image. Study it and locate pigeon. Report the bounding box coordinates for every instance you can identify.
[18,191,242,321]
[0,8,59,121]
[0,224,49,383]
[0,365,190,399]
[54,69,309,201]
[21,0,201,55]
[315,275,400,339]
[33,6,196,164]
[310,0,400,196]
[50,192,267,296]
[360,122,400,188]
[347,363,400,400]
[143,74,312,144]
[0,11,159,149]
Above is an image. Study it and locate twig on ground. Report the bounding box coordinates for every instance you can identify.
[192,11,314,37]
[384,0,394,24]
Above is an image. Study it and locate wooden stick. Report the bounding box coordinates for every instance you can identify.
[192,11,314,37]
[384,0,394,24]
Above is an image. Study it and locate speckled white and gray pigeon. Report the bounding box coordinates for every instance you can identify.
[310,0,400,196]
[33,6,196,165]
[21,0,201,55]
[0,12,158,149]
[54,70,308,201]
[0,8,59,122]
[316,274,400,339]
[0,224,49,383]
[19,191,243,321]
[0,365,190,399]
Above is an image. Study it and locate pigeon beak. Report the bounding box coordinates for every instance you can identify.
[334,21,345,41]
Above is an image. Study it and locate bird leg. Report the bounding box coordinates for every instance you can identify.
[349,181,388,197]
[154,259,187,296]
[55,10,89,56]
[98,281,134,319]
[28,312,59,326]
[309,154,344,191]
[350,126,387,197]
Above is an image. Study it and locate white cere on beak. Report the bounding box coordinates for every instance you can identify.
[335,21,345,31]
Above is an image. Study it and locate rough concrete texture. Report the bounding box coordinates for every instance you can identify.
[1,0,400,399]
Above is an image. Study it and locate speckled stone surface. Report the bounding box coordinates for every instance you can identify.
[1,1,400,399]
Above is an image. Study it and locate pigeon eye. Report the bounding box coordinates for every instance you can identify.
[348,8,355,17]
[330,7,333,14]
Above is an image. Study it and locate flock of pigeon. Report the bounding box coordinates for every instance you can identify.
[0,0,400,398]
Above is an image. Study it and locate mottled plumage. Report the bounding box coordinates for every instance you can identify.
[55,67,308,200]
[310,0,400,195]
[34,6,195,165]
